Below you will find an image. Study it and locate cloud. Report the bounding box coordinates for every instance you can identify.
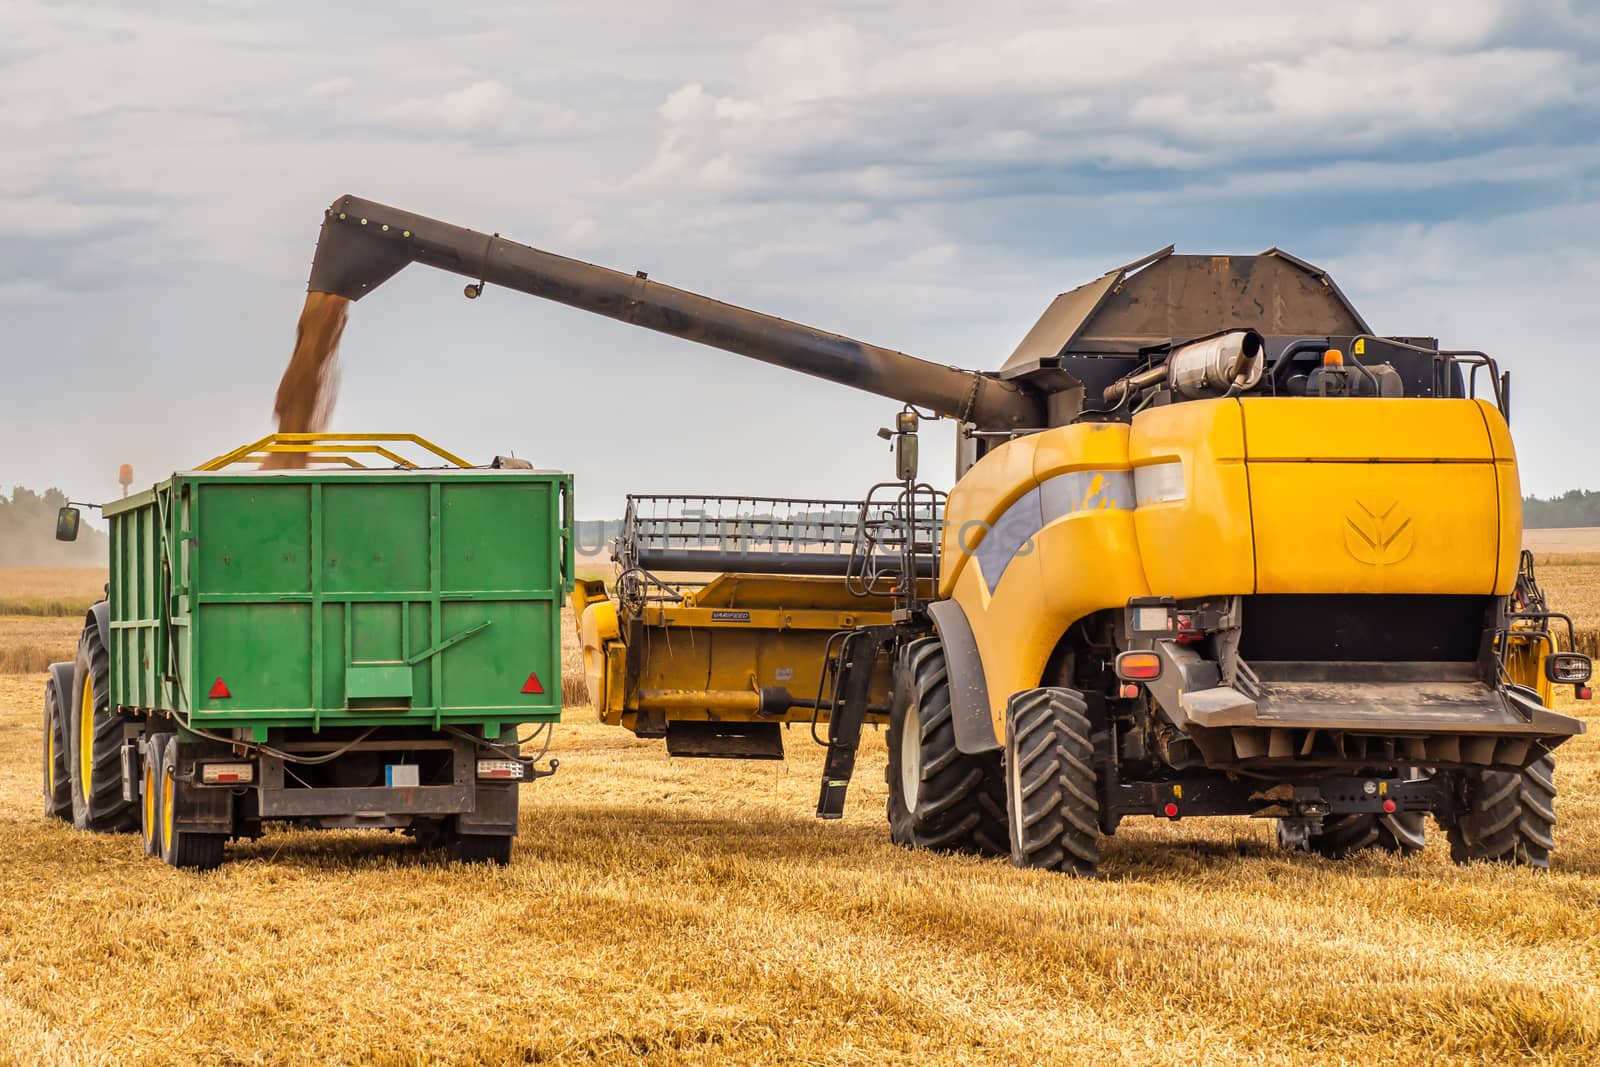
[1,0,1597,507]
[376,80,577,140]
[0,195,160,237]
[632,2,1597,209]
[307,76,354,97]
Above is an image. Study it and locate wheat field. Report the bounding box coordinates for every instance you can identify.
[1,563,1598,1065]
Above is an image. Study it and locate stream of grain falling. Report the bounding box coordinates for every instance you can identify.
[264,292,351,469]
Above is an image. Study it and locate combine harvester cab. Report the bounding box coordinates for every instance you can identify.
[41,434,573,869]
[290,195,1591,875]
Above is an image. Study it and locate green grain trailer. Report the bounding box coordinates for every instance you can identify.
[41,434,573,869]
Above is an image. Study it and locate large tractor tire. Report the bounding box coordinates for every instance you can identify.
[885,638,1006,855]
[1004,687,1100,877]
[42,662,75,821]
[157,739,225,871]
[141,734,173,858]
[1444,756,1556,869]
[1279,812,1425,858]
[69,619,136,833]
[448,833,514,866]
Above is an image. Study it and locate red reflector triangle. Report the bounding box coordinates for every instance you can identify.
[209,677,231,699]
[521,672,544,695]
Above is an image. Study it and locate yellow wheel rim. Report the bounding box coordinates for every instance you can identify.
[79,669,95,803]
[142,757,157,849]
[161,766,176,857]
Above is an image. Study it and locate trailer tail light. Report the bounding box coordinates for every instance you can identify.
[201,762,254,785]
[521,672,545,695]
[208,677,232,699]
[1115,651,1163,682]
[1382,799,1397,814]
[477,759,526,780]
[1163,802,1179,818]
[1579,686,1592,701]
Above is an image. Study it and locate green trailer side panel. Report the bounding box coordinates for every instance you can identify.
[322,483,431,594]
[195,603,313,711]
[197,483,313,595]
[440,481,556,593]
[104,467,573,734]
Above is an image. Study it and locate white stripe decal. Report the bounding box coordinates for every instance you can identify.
[971,469,1136,593]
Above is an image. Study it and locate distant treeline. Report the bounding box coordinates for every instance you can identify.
[1,487,110,567]
[1524,490,1600,529]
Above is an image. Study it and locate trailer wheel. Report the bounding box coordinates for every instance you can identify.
[1444,755,1556,869]
[142,734,172,857]
[885,638,1006,855]
[449,833,513,866]
[1004,687,1099,877]
[42,663,74,821]
[158,741,225,871]
[1280,812,1425,858]
[69,618,135,833]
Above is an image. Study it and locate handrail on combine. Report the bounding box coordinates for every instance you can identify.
[196,433,472,471]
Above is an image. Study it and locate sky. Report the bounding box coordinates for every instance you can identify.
[3,0,1598,525]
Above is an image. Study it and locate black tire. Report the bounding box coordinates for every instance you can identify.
[1445,755,1556,869]
[142,734,172,858]
[884,638,1007,855]
[158,740,225,871]
[449,833,513,865]
[42,663,74,821]
[1283,812,1426,858]
[1004,687,1100,876]
[68,618,136,833]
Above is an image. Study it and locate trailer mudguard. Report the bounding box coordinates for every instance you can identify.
[927,598,999,754]
[172,748,233,834]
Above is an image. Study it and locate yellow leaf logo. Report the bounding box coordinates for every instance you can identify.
[1344,497,1414,565]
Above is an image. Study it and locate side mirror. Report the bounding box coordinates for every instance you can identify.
[1545,652,1592,686]
[56,506,81,542]
[895,433,918,482]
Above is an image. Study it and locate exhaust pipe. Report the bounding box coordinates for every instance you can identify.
[1102,329,1265,406]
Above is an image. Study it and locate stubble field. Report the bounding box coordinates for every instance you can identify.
[1,561,1598,1065]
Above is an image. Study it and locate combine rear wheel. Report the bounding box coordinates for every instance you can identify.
[885,638,1006,855]
[1278,812,1425,858]
[158,740,225,871]
[1444,756,1556,869]
[69,620,136,833]
[1004,687,1099,877]
[42,663,74,821]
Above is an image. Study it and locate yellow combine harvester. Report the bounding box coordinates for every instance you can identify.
[305,196,1592,873]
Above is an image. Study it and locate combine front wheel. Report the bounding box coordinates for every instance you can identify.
[885,638,1006,855]
[1004,687,1100,877]
[1444,756,1556,869]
